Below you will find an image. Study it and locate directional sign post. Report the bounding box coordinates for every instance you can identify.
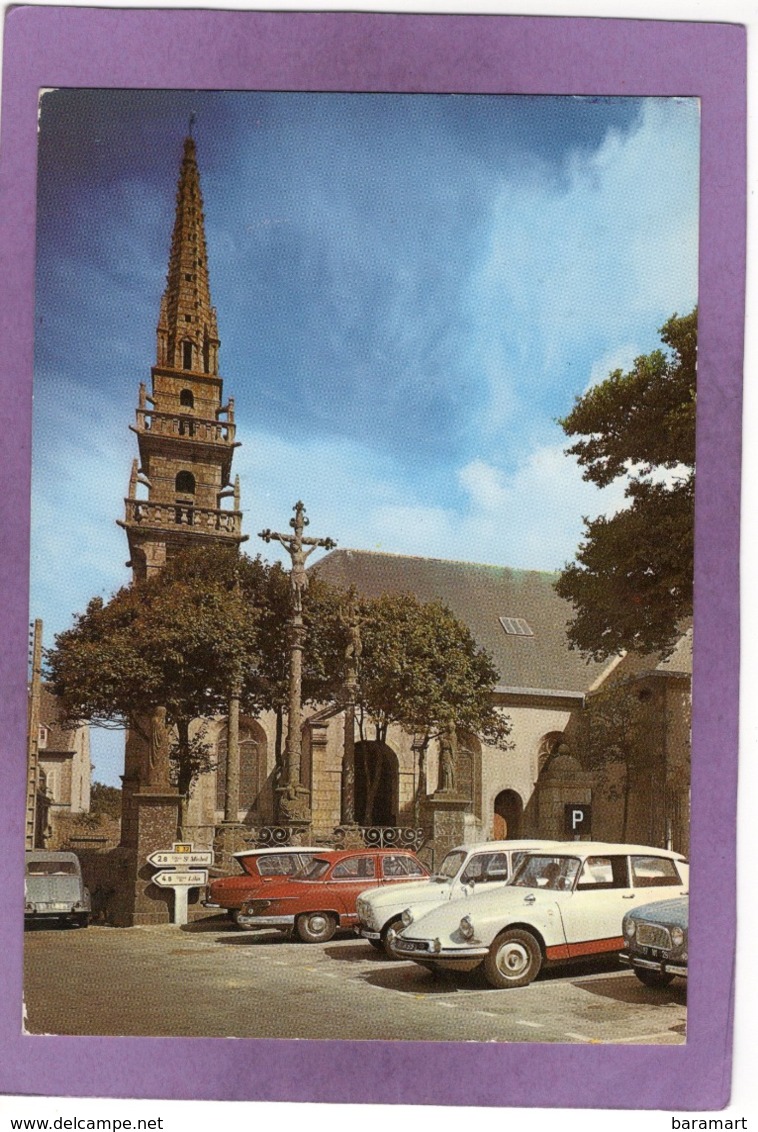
[147,843,214,925]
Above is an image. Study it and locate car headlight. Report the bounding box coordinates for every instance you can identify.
[623,918,636,938]
[671,927,684,947]
[459,915,475,940]
[401,908,413,927]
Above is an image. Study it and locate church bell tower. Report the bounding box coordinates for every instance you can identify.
[119,134,245,579]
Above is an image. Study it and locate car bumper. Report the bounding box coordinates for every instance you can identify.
[234,913,296,930]
[358,927,381,941]
[393,938,489,969]
[619,953,688,978]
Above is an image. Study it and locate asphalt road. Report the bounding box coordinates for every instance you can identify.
[23,916,687,1044]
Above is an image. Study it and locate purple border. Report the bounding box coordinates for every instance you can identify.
[0,7,745,1111]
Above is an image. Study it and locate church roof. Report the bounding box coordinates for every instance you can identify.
[312,548,611,696]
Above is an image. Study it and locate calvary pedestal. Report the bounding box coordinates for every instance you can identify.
[424,793,471,862]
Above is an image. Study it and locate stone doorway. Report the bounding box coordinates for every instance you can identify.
[493,788,523,839]
[354,741,398,827]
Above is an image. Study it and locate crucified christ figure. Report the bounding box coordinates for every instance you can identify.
[259,501,336,612]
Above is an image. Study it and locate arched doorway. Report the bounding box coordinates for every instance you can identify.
[493,789,523,839]
[354,741,398,827]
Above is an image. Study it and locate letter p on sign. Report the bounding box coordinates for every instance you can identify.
[564,803,592,837]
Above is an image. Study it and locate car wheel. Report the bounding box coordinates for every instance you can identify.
[296,911,337,944]
[381,918,406,960]
[76,914,90,928]
[634,968,675,988]
[484,929,542,989]
[367,938,383,951]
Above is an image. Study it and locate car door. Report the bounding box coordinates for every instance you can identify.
[458,850,511,895]
[558,854,635,958]
[325,855,379,923]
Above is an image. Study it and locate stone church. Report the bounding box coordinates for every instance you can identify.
[112,134,690,917]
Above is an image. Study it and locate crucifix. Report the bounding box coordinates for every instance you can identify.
[259,502,336,827]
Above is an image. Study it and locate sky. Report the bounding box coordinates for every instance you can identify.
[30,89,700,784]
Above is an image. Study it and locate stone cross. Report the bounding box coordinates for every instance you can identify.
[259,503,336,826]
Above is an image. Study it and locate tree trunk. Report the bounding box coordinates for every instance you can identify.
[274,707,284,790]
[175,717,192,837]
[364,746,383,827]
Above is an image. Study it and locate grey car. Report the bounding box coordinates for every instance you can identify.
[25,850,91,928]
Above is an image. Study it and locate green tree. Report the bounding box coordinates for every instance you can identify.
[245,560,346,785]
[46,546,261,822]
[89,782,122,821]
[556,308,696,659]
[354,592,512,823]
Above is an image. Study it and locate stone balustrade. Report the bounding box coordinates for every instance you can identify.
[123,498,243,535]
[135,409,236,444]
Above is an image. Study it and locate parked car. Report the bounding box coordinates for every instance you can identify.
[25,850,91,928]
[204,847,332,924]
[620,896,688,987]
[357,839,560,958]
[236,848,429,942]
[392,842,689,988]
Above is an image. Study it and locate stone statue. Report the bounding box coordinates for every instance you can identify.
[147,706,171,788]
[438,723,457,794]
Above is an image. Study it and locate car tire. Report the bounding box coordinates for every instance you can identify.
[366,938,383,951]
[634,968,675,988]
[296,911,337,944]
[381,918,406,960]
[484,929,542,989]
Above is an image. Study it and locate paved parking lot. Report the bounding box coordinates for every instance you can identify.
[24,916,687,1043]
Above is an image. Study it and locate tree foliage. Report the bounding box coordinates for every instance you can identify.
[355,591,511,750]
[556,309,696,659]
[352,591,512,820]
[46,546,261,799]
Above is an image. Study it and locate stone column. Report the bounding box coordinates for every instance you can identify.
[224,686,241,823]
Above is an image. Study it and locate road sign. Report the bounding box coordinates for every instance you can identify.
[148,850,214,867]
[152,870,209,888]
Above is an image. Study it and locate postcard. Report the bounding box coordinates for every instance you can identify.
[0,4,746,1113]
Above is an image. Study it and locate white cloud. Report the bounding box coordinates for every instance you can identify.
[468,97,700,431]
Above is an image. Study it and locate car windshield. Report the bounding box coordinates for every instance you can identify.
[511,855,581,891]
[433,850,466,881]
[26,860,77,876]
[301,858,332,880]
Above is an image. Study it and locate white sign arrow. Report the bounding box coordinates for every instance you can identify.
[148,850,214,867]
[152,870,209,888]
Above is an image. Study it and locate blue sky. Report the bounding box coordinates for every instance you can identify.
[30,90,700,784]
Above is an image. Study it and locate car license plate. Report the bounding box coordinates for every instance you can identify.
[49,903,69,911]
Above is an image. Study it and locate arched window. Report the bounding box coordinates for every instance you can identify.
[182,340,193,370]
[179,388,194,408]
[175,471,195,496]
[203,333,210,374]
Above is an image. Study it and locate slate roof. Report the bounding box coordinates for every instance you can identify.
[312,548,611,696]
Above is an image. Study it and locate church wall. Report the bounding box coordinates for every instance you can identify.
[480,703,576,838]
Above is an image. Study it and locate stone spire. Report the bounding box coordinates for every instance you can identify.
[156,136,220,376]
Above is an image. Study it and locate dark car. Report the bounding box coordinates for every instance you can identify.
[236,848,429,942]
[25,850,91,928]
[620,896,688,987]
